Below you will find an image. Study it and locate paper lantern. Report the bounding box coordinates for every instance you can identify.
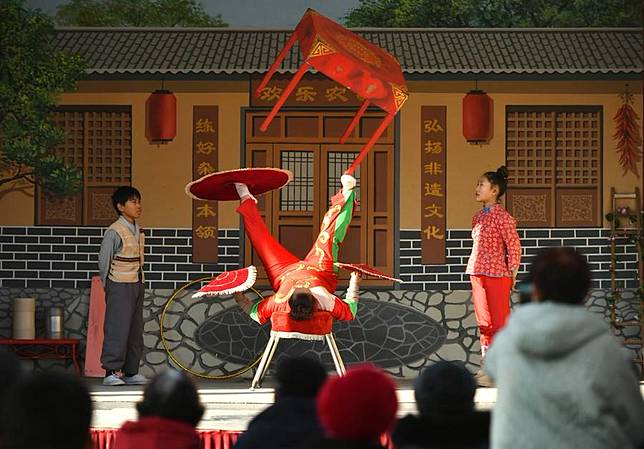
[463,90,492,143]
[146,90,176,144]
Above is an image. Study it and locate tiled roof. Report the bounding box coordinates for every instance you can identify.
[53,28,643,76]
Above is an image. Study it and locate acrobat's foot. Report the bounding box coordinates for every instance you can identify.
[185,167,293,201]
[341,174,356,191]
[234,182,258,204]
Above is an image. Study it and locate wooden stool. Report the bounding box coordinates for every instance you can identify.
[251,331,346,390]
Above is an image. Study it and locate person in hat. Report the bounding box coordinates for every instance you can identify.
[305,364,398,449]
[231,174,361,332]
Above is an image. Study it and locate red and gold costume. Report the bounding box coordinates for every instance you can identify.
[239,188,358,333]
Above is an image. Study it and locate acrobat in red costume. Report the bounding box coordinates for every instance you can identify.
[232,175,361,334]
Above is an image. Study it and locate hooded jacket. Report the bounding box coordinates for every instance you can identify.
[113,416,200,449]
[233,396,324,449]
[485,302,644,449]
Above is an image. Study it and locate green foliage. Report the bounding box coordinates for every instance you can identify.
[344,0,643,27]
[55,0,228,27]
[605,208,639,230]
[0,0,84,197]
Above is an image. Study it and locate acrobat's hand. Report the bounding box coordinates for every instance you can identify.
[347,271,361,302]
[341,174,356,191]
[233,292,253,314]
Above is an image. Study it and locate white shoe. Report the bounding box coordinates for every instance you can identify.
[341,174,356,191]
[103,373,125,386]
[234,182,257,203]
[123,373,149,385]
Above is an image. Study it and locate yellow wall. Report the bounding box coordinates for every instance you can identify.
[1,79,641,230]
[0,80,248,228]
[400,80,643,228]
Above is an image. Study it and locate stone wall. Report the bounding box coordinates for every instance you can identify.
[1,225,640,377]
[0,285,639,378]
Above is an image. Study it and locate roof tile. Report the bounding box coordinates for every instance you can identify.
[53,28,643,75]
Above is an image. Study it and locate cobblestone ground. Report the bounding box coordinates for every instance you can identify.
[0,286,640,378]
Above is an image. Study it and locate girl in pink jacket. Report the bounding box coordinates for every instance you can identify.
[466,166,521,371]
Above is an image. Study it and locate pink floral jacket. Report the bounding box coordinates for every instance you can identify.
[466,204,522,278]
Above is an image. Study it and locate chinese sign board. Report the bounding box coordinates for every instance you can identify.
[192,106,218,263]
[250,74,364,108]
[421,106,447,264]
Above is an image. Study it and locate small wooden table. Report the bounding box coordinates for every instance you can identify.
[0,338,81,375]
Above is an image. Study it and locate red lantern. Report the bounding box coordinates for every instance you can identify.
[146,90,176,144]
[463,90,493,144]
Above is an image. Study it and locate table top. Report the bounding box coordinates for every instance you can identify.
[0,338,80,344]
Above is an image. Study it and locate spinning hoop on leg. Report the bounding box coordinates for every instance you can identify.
[160,276,265,380]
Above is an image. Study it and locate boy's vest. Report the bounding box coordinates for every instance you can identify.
[108,219,144,283]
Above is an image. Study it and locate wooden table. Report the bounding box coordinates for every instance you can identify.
[0,338,81,375]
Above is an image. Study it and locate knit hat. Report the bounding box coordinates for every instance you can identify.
[317,364,398,441]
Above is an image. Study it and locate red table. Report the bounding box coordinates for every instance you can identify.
[256,8,409,176]
[0,338,81,375]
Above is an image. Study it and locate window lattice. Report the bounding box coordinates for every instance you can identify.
[86,111,132,184]
[506,110,555,186]
[52,111,84,168]
[555,111,600,186]
[327,152,360,209]
[280,151,314,211]
[43,108,132,226]
[507,109,600,187]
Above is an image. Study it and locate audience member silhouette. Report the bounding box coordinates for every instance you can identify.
[0,348,21,405]
[485,247,644,449]
[1,370,93,449]
[393,361,489,449]
[114,369,205,449]
[234,355,328,449]
[0,348,23,444]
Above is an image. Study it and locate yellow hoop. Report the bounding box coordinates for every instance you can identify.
[160,276,265,380]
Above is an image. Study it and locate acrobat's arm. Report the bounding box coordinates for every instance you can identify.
[314,271,360,321]
[233,292,276,325]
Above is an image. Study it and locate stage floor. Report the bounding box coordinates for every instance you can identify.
[89,378,644,431]
[88,377,499,430]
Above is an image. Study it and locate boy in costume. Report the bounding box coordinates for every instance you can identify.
[98,186,148,386]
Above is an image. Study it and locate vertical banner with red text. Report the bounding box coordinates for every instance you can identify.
[421,106,447,264]
[192,106,218,263]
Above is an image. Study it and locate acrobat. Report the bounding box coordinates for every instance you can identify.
[186,169,363,332]
[229,174,361,330]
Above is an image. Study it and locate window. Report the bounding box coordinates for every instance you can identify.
[506,106,601,227]
[245,111,395,286]
[37,106,132,226]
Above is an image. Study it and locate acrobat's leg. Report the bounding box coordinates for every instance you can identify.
[237,195,299,290]
[303,175,357,287]
[304,175,357,268]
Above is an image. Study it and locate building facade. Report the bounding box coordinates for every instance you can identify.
[0,28,642,378]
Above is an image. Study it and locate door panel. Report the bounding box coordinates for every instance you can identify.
[273,144,319,260]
